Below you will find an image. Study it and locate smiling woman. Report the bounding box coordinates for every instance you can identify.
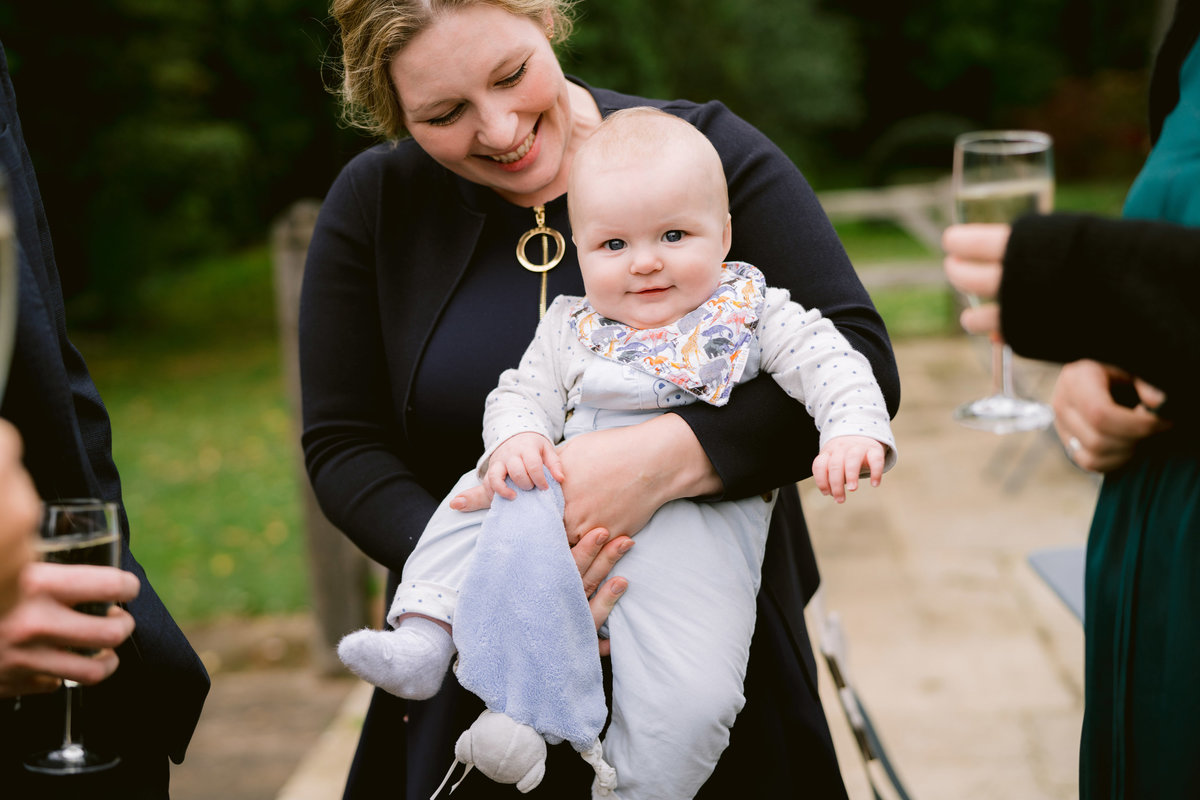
[302,1,899,797]
[331,0,573,138]
[387,4,600,206]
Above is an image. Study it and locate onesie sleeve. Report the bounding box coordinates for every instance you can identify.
[758,287,897,470]
[476,296,580,475]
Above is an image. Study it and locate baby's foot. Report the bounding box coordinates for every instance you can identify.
[337,617,455,700]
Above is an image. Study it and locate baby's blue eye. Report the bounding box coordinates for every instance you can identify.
[663,230,684,242]
[603,239,627,251]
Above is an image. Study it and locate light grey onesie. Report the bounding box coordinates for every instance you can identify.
[393,266,896,799]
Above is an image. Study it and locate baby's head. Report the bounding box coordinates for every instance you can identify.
[568,107,732,329]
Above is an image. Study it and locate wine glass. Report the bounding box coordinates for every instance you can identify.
[24,499,123,775]
[951,130,1056,434]
[0,167,18,404]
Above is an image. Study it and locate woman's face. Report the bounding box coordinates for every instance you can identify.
[390,4,576,205]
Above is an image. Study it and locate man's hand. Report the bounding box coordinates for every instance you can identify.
[0,563,140,697]
[0,420,38,615]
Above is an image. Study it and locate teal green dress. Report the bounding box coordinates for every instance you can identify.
[1080,33,1200,800]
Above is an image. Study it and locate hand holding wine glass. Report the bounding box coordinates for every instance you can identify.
[14,500,137,774]
[949,130,1056,434]
[942,222,1008,334]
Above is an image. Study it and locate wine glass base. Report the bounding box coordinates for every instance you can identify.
[954,394,1055,435]
[23,744,120,775]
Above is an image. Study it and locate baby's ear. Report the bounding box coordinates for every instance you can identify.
[721,214,732,257]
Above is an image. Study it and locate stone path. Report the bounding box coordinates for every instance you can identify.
[807,336,1095,800]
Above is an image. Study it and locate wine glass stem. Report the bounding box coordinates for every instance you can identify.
[62,680,83,752]
[987,339,1020,398]
[989,339,1004,395]
[1000,344,1017,397]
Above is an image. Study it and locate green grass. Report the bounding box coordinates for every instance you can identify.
[1056,181,1132,215]
[71,247,307,623]
[871,285,959,339]
[831,218,956,338]
[836,219,937,264]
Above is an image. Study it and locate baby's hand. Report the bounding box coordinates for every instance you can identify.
[812,435,887,504]
[484,432,564,500]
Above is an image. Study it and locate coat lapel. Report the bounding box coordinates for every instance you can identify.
[381,169,487,444]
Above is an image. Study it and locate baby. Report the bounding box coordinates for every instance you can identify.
[340,107,897,799]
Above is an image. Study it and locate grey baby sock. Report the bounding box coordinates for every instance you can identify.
[337,616,455,700]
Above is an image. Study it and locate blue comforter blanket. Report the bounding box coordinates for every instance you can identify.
[453,475,608,752]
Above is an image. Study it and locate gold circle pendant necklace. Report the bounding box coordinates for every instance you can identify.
[515,204,565,319]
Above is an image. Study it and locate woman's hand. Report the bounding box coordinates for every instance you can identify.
[942,223,1009,335]
[453,414,721,543]
[943,225,1173,473]
[556,413,722,543]
[1052,359,1171,473]
[571,527,632,658]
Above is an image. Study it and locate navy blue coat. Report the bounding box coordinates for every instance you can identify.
[0,42,208,798]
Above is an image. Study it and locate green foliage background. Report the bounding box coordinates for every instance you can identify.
[1,0,364,323]
[2,0,1164,318]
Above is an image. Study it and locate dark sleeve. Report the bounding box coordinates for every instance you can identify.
[670,101,900,499]
[1000,212,1200,410]
[0,41,124,510]
[298,157,437,574]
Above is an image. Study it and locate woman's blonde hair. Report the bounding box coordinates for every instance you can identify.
[330,0,575,140]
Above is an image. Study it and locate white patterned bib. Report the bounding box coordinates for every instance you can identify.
[569,261,766,406]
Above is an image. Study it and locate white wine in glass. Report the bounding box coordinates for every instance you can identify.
[23,500,122,776]
[951,130,1056,434]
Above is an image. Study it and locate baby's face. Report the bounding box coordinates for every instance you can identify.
[571,150,731,329]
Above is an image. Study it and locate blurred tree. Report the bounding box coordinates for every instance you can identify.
[1,0,365,324]
[563,0,863,180]
[836,0,1159,184]
[0,0,1170,321]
